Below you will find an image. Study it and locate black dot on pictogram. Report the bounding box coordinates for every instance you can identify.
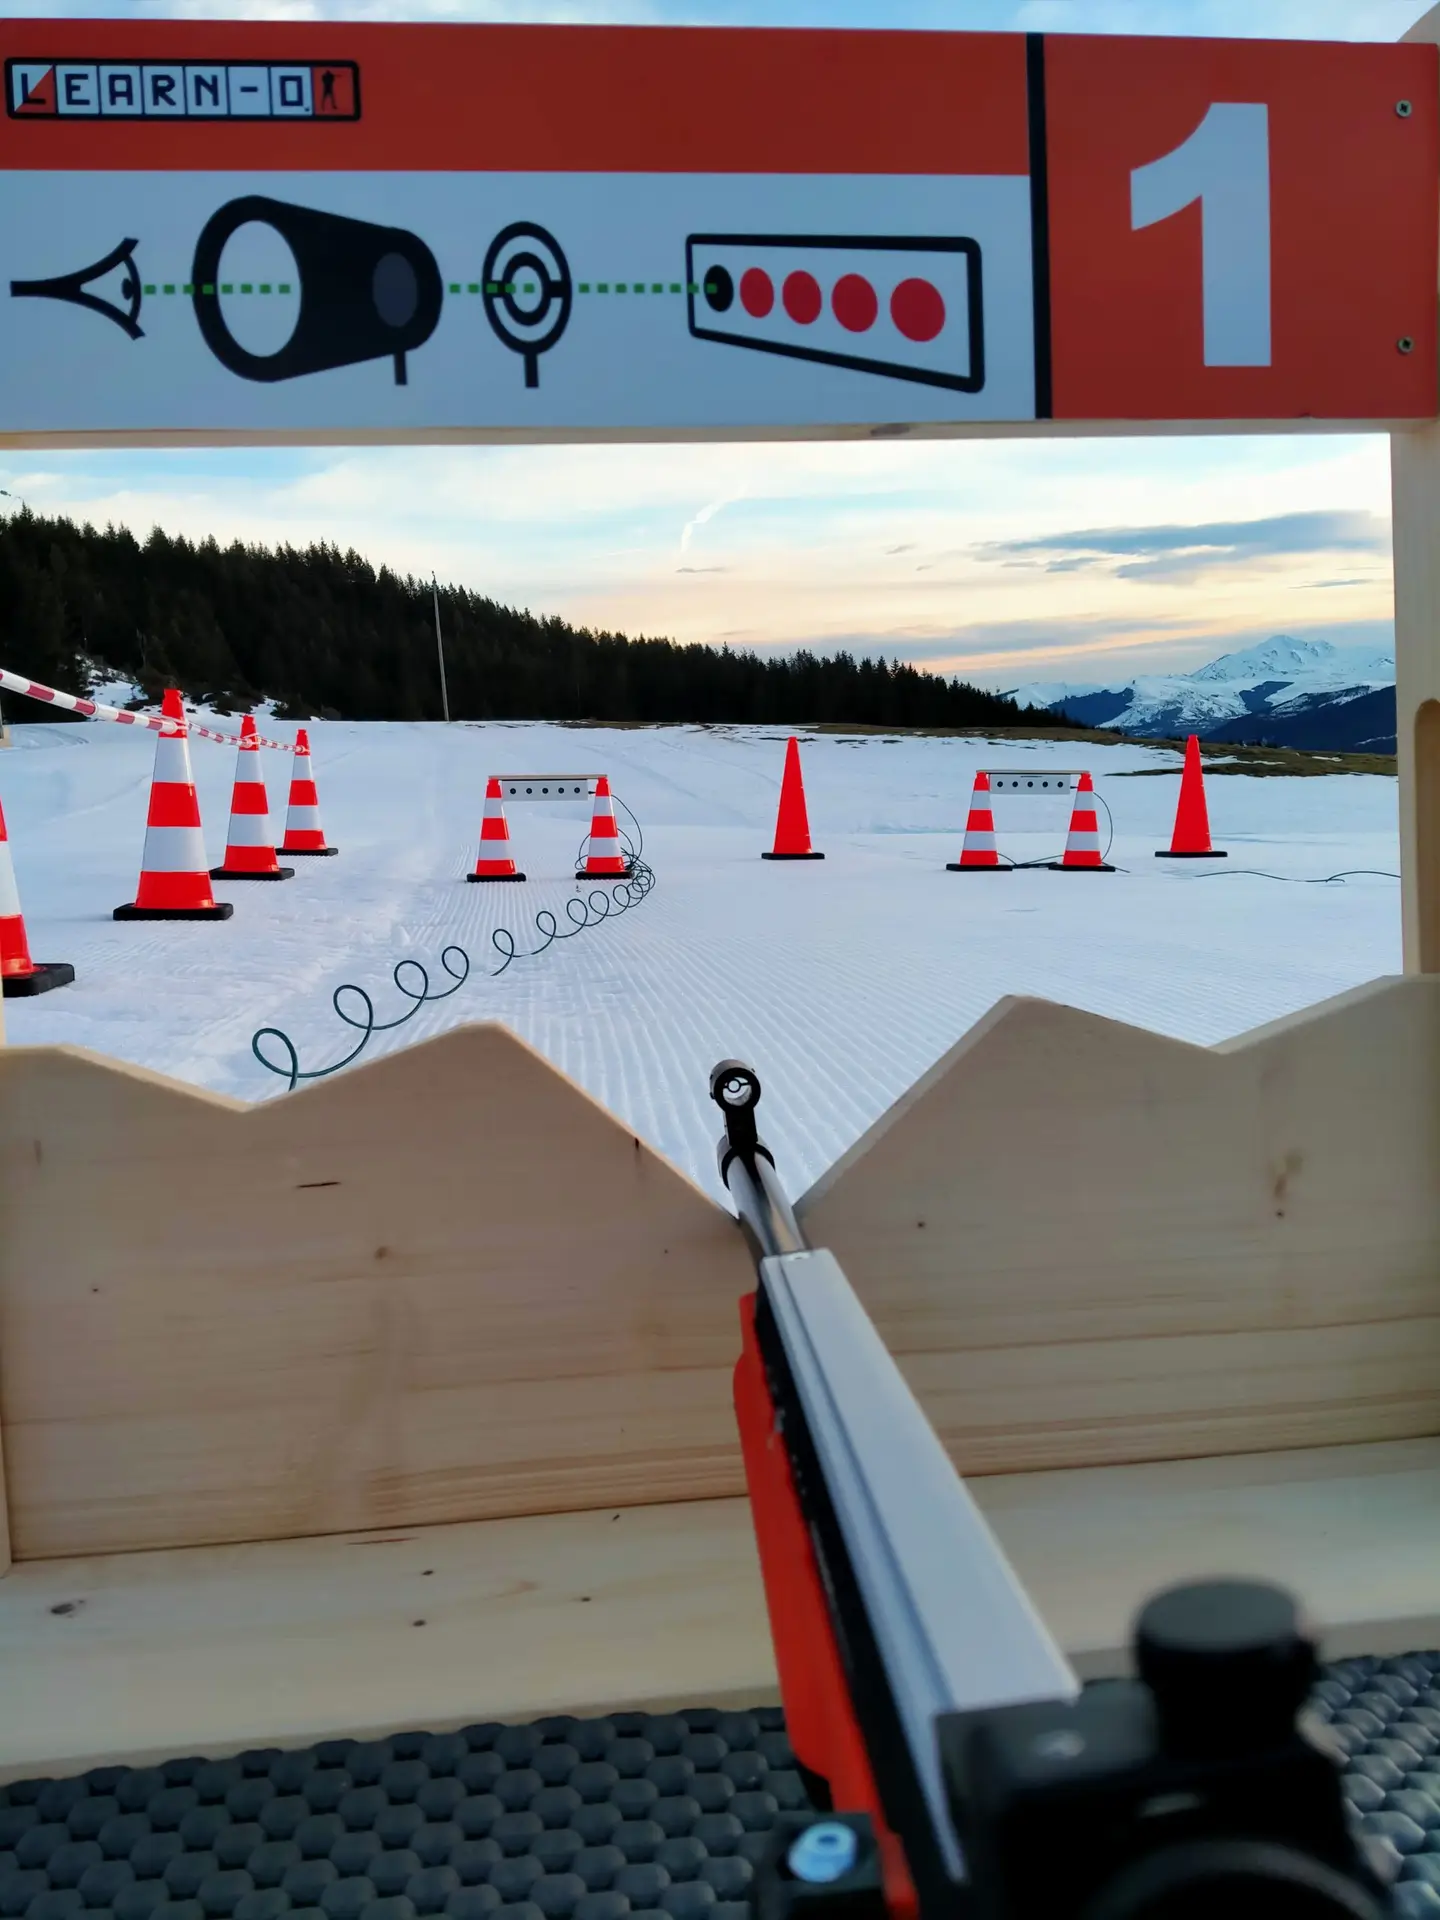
[703,267,733,314]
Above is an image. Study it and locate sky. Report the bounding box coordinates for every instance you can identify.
[0,0,1423,692]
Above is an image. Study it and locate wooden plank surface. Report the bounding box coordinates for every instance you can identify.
[1398,5,1440,972]
[800,977,1440,1472]
[0,421,1400,456]
[0,1028,753,1560]
[0,1496,773,1785]
[985,1438,1440,1672]
[2,1439,1438,1785]
[8,980,1440,1556]
[1391,418,1440,971]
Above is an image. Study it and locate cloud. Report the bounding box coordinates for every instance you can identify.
[676,565,728,574]
[23,0,671,19]
[47,0,1422,29]
[746,611,1398,686]
[1,416,1394,693]
[977,509,1390,587]
[679,488,747,554]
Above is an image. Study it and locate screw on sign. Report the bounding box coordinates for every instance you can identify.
[687,233,984,393]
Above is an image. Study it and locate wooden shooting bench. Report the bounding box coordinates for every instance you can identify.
[2,6,1440,1795]
[2,979,1439,1785]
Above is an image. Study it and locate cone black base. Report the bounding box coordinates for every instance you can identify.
[1048,863,1116,872]
[1155,849,1228,858]
[210,866,295,880]
[761,851,825,861]
[576,868,634,881]
[284,846,339,857]
[3,961,75,998]
[945,863,1012,873]
[469,872,527,882]
[114,902,235,920]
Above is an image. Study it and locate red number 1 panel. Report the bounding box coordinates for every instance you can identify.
[1041,35,1439,423]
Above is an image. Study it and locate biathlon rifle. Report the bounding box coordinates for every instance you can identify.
[710,1058,1393,1920]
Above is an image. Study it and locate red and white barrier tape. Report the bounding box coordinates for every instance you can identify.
[0,666,293,748]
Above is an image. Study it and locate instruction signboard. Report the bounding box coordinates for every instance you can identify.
[0,20,1433,442]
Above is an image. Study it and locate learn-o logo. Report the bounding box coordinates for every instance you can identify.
[5,59,360,121]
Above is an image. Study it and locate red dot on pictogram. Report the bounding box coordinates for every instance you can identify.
[740,268,774,318]
[890,277,945,342]
[783,270,822,325]
[831,273,878,333]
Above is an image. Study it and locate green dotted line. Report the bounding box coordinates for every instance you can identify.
[143,279,717,297]
[143,282,294,295]
[447,280,712,297]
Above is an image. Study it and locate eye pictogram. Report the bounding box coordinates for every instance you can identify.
[10,235,144,340]
[481,222,572,390]
[191,195,443,386]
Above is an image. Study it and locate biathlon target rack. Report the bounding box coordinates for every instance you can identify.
[982,770,1084,793]
[497,775,598,801]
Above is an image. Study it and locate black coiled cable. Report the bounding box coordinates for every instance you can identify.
[251,796,654,1093]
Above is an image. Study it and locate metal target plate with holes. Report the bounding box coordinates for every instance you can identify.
[498,776,597,802]
[983,771,1084,793]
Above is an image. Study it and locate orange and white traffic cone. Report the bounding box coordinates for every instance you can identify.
[282,728,337,856]
[762,735,824,860]
[115,690,234,920]
[946,770,1010,872]
[0,795,73,996]
[577,775,633,881]
[469,776,526,882]
[1156,734,1226,858]
[1049,771,1114,871]
[211,714,293,880]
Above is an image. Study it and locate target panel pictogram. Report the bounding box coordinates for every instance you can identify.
[685,233,984,394]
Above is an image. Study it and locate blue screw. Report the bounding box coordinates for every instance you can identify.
[787,1822,859,1884]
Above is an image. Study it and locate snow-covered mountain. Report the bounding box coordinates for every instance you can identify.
[1006,637,1396,752]
[1189,636,1386,683]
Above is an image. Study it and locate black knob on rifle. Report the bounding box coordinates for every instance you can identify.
[1083,1840,1388,1920]
[711,1059,761,1113]
[1135,1580,1316,1758]
[712,1058,763,1168]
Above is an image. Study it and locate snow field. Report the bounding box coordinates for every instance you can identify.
[0,717,1401,1204]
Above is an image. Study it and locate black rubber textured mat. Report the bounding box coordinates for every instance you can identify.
[5,1658,1440,1920]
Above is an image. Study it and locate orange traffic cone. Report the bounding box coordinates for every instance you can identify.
[469,776,526,881]
[0,795,73,996]
[946,770,1010,872]
[211,714,293,880]
[115,690,233,920]
[1156,734,1226,858]
[1049,771,1114,871]
[282,728,337,856]
[762,736,824,861]
[577,775,633,881]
